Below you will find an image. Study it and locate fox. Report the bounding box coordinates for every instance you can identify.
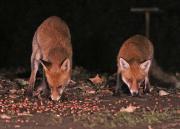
[116,34,153,96]
[28,16,72,101]
[116,34,180,96]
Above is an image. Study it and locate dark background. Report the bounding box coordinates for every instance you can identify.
[0,0,180,73]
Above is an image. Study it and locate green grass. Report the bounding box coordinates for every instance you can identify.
[73,109,180,128]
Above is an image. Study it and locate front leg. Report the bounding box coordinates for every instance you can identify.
[28,58,39,96]
[41,72,50,98]
[143,76,150,93]
[33,71,50,98]
[114,73,122,95]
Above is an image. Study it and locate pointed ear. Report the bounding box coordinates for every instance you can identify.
[61,58,71,71]
[119,58,130,70]
[40,59,51,70]
[140,60,152,73]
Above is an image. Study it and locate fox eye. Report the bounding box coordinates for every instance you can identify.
[40,59,52,68]
[57,85,62,89]
[127,78,132,84]
[137,80,141,83]
[137,80,144,85]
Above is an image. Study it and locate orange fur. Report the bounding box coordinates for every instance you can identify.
[29,16,72,101]
[117,35,154,96]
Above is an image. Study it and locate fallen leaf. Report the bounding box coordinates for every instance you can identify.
[0,114,11,119]
[177,110,180,114]
[148,125,153,129]
[70,80,77,85]
[15,78,29,86]
[120,104,139,113]
[99,89,113,95]
[0,89,8,94]
[84,86,96,94]
[9,89,17,94]
[159,90,169,96]
[14,125,21,128]
[89,74,104,84]
[9,94,18,99]
[17,112,33,116]
[150,87,154,92]
[87,89,96,94]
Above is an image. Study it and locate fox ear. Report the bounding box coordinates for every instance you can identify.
[61,58,71,71]
[119,58,130,70]
[40,59,51,70]
[140,60,152,73]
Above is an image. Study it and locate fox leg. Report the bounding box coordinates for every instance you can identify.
[143,76,150,93]
[40,70,50,97]
[28,50,40,95]
[115,73,122,95]
[33,72,50,99]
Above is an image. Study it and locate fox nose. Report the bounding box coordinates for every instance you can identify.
[130,90,139,96]
[51,95,60,101]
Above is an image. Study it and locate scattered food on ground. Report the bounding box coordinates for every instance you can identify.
[0,67,179,129]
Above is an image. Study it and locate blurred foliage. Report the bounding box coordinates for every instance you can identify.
[0,0,180,72]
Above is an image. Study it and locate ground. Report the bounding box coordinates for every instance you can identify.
[0,67,179,129]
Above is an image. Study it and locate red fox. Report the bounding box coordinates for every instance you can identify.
[28,16,72,101]
[117,35,153,96]
[116,34,180,96]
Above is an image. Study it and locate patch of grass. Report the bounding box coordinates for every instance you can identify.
[74,111,116,128]
[28,113,63,126]
[115,109,178,126]
[142,110,171,124]
[114,112,143,126]
[73,109,180,128]
[49,113,63,124]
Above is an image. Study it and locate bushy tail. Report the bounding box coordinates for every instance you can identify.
[150,60,180,89]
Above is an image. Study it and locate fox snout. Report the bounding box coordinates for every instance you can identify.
[130,82,140,96]
[50,87,64,101]
[130,89,139,96]
[51,95,60,101]
[51,93,61,101]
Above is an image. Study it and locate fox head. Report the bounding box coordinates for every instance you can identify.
[119,58,151,96]
[40,58,71,101]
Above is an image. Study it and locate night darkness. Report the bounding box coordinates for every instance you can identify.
[0,0,180,73]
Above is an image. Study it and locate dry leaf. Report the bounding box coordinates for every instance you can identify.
[14,125,21,128]
[87,90,96,94]
[84,86,96,94]
[159,90,169,96]
[9,94,18,99]
[89,74,104,84]
[0,114,11,119]
[99,89,113,95]
[148,125,153,129]
[9,89,17,94]
[0,89,8,94]
[177,110,180,114]
[15,78,29,85]
[150,87,154,92]
[70,80,76,85]
[120,104,139,113]
[0,84,2,88]
[17,112,33,116]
